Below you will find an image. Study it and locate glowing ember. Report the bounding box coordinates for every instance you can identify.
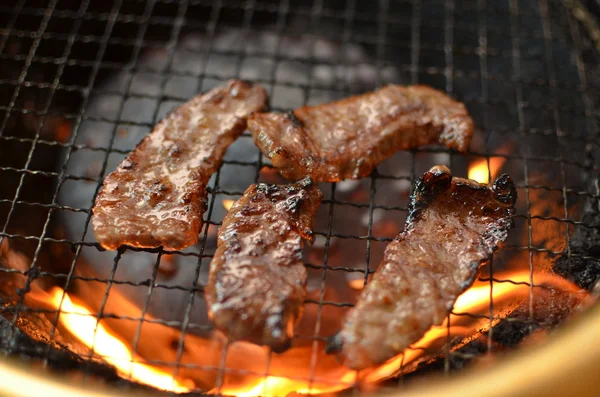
[347,278,366,290]
[223,199,235,211]
[215,371,357,397]
[215,375,349,397]
[48,288,192,393]
[468,157,506,184]
[54,119,72,143]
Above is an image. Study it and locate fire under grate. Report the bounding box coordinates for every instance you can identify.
[0,0,599,395]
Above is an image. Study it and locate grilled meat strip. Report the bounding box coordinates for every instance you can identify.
[92,80,268,250]
[249,85,473,182]
[328,165,516,369]
[206,177,323,352]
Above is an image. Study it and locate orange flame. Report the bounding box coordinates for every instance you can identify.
[223,199,235,211]
[33,270,584,397]
[347,278,366,290]
[216,270,585,397]
[48,288,192,393]
[213,371,356,397]
[363,271,585,383]
[214,373,356,397]
[468,157,507,184]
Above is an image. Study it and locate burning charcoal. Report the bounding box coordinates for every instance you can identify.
[553,179,600,291]
[157,254,179,279]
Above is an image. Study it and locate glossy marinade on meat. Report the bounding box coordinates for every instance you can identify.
[92,80,268,251]
[249,85,474,182]
[328,165,516,369]
[205,178,322,352]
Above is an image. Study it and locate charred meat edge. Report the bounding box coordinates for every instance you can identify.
[327,165,517,369]
[206,177,323,352]
[92,79,268,251]
[248,84,474,182]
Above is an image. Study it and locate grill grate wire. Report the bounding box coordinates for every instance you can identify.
[0,0,598,395]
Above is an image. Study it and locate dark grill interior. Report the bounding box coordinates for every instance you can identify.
[0,0,599,395]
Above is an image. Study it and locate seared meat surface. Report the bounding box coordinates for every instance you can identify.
[92,80,267,250]
[328,165,516,369]
[206,178,323,352]
[249,85,473,182]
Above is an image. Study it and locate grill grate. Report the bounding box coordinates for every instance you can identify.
[0,0,599,395]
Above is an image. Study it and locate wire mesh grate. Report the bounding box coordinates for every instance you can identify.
[0,0,599,395]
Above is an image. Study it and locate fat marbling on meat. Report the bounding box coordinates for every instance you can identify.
[92,80,268,250]
[206,177,322,352]
[328,165,517,369]
[249,85,474,182]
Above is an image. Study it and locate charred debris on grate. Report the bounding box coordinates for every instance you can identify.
[553,176,600,291]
